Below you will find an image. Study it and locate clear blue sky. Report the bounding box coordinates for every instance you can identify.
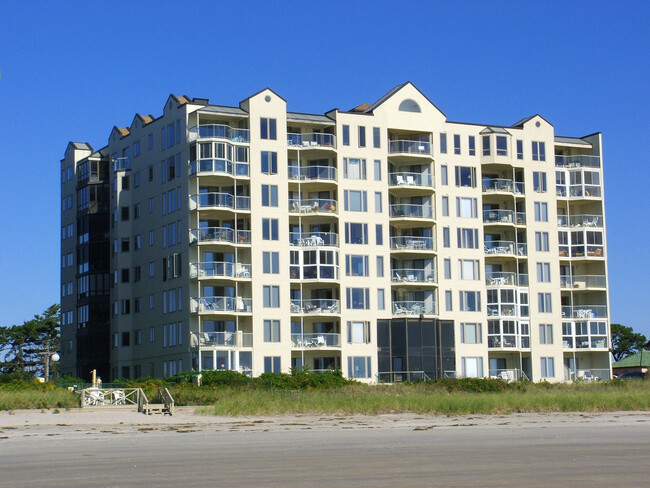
[1,1,648,337]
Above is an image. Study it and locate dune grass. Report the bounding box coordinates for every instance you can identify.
[0,388,79,410]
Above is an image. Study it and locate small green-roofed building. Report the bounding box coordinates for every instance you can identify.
[612,351,650,376]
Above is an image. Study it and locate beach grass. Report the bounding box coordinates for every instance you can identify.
[0,388,79,410]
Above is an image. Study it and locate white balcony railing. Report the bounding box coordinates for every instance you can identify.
[389,204,433,219]
[391,268,436,284]
[190,262,251,279]
[190,331,253,347]
[561,306,607,319]
[388,140,432,155]
[191,296,252,313]
[482,178,524,195]
[190,193,250,211]
[191,227,251,245]
[189,159,250,177]
[289,199,338,214]
[288,165,337,182]
[560,275,606,289]
[289,231,338,247]
[290,299,340,315]
[483,209,516,224]
[390,236,436,251]
[555,155,601,169]
[557,214,603,228]
[484,241,527,256]
[291,333,341,348]
[392,301,436,315]
[287,133,336,148]
[388,172,433,188]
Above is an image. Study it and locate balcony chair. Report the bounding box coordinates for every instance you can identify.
[396,175,407,185]
[236,264,250,278]
[315,336,327,347]
[406,175,416,185]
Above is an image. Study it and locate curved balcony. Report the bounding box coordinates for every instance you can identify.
[190,261,251,279]
[191,296,252,314]
[289,199,338,215]
[388,140,432,156]
[388,172,434,188]
[190,193,250,212]
[188,125,250,143]
[291,333,341,349]
[190,331,253,348]
[483,209,515,225]
[289,232,338,247]
[560,275,606,289]
[189,159,250,178]
[391,268,436,284]
[392,301,436,316]
[191,227,251,246]
[288,165,337,182]
[482,178,524,195]
[290,299,340,315]
[390,236,436,252]
[389,204,433,219]
[287,133,336,149]
[484,241,526,257]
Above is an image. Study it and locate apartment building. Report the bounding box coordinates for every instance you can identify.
[59,82,611,383]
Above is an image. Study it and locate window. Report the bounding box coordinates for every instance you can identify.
[461,323,482,344]
[343,158,366,179]
[149,262,155,277]
[347,321,370,343]
[373,127,380,148]
[535,232,550,252]
[345,223,368,244]
[346,255,369,277]
[536,262,551,282]
[342,125,350,146]
[121,268,130,283]
[540,357,555,378]
[375,224,383,245]
[260,118,277,140]
[373,159,381,181]
[468,136,476,156]
[441,196,449,217]
[455,166,477,187]
[358,126,366,147]
[533,172,547,192]
[441,165,448,185]
[482,135,491,156]
[263,286,280,308]
[261,151,277,174]
[459,291,481,312]
[374,192,382,213]
[134,266,141,282]
[538,293,552,313]
[121,239,130,252]
[456,197,478,218]
[261,184,278,207]
[344,190,368,212]
[346,288,370,309]
[263,251,279,274]
[496,136,507,156]
[534,202,548,222]
[439,133,447,154]
[453,134,461,154]
[264,356,281,374]
[539,324,553,344]
[348,357,371,379]
[148,134,153,150]
[121,206,129,221]
[443,227,450,248]
[462,357,484,378]
[262,218,279,240]
[377,289,385,310]
[263,320,281,342]
[532,141,546,161]
[376,256,384,277]
[457,228,479,249]
[445,290,453,311]
[458,259,480,280]
[516,140,523,159]
[444,259,451,279]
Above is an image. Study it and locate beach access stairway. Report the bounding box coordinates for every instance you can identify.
[80,386,174,416]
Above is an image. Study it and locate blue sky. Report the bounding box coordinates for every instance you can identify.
[1,1,648,338]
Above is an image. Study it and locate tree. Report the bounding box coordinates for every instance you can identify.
[610,323,648,362]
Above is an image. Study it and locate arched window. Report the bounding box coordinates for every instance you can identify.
[398,99,421,113]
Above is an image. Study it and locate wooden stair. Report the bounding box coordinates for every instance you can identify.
[139,388,174,416]
[142,403,171,415]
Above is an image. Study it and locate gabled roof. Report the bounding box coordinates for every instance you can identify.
[172,94,191,105]
[239,87,287,106]
[612,351,650,368]
[511,114,553,128]
[70,142,93,151]
[359,82,447,117]
[480,126,511,135]
[116,127,130,137]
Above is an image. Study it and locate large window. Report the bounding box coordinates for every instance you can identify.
[346,288,370,309]
[262,218,279,240]
[536,262,551,282]
[533,172,547,192]
[532,141,546,161]
[373,127,380,148]
[458,260,480,280]
[346,255,369,277]
[538,293,552,313]
[440,165,448,185]
[264,356,281,374]
[482,135,490,156]
[343,158,366,179]
[263,286,280,308]
[347,321,370,344]
[540,357,555,378]
[534,202,548,222]
[263,251,279,274]
[439,133,447,154]
[462,357,483,378]
[459,291,481,312]
[264,320,281,342]
[457,228,479,249]
[348,356,371,379]
[358,126,366,147]
[496,136,507,156]
[373,159,381,181]
[261,151,277,174]
[539,324,553,344]
[468,136,476,156]
[345,223,368,244]
[461,323,482,344]
[535,232,550,252]
[344,190,368,212]
[445,290,452,311]
[456,197,478,218]
[516,140,523,160]
[260,118,277,140]
[455,166,477,187]
[441,196,449,217]
[342,125,350,146]
[453,134,461,154]
[376,256,384,277]
[261,184,278,207]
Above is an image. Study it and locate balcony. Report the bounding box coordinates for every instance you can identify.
[483,209,515,224]
[485,272,528,287]
[288,165,337,182]
[190,331,253,348]
[188,125,250,143]
[390,236,436,251]
[487,306,517,318]
[190,262,251,279]
[191,296,252,314]
[392,300,436,315]
[289,232,338,247]
[389,204,433,219]
[482,178,524,195]
[560,275,606,289]
[555,155,600,169]
[191,227,251,245]
[289,199,338,215]
[391,268,436,284]
[388,172,433,188]
[190,159,250,178]
[290,263,339,281]
[563,336,609,350]
[290,299,340,315]
[484,241,527,257]
[562,306,608,319]
[388,140,432,156]
[287,133,336,149]
[557,214,603,228]
[564,243,604,259]
[190,193,250,211]
[488,334,530,349]
[291,333,341,349]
